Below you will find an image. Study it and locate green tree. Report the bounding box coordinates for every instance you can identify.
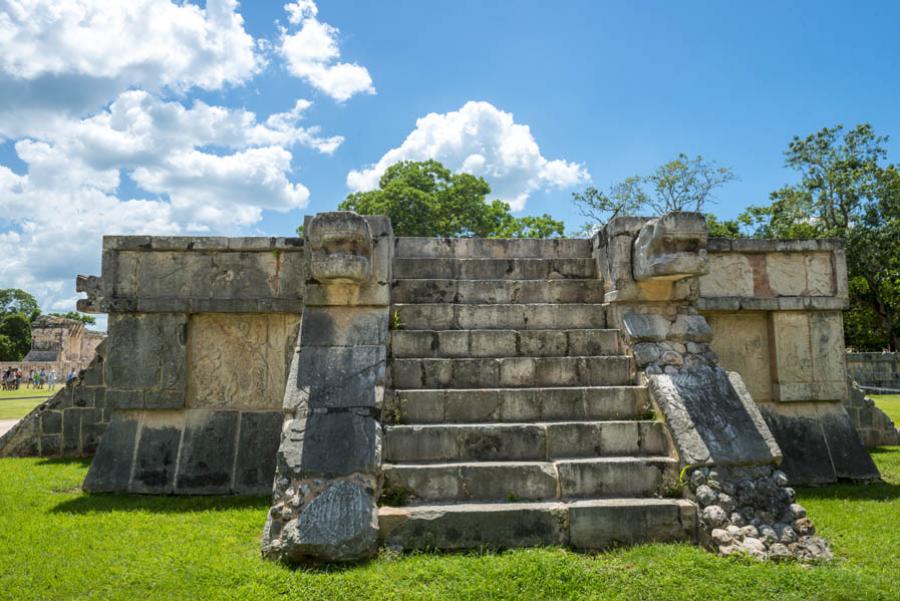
[0,289,40,322]
[49,311,97,325]
[705,214,744,239]
[337,160,564,238]
[572,154,736,233]
[740,124,900,350]
[0,313,32,360]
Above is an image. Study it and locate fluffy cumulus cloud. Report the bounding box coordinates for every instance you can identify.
[347,101,589,210]
[0,0,262,136]
[279,0,375,101]
[0,0,365,318]
[0,91,338,315]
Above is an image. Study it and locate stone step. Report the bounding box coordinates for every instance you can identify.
[391,356,633,389]
[382,420,667,462]
[379,498,697,551]
[389,387,651,424]
[393,258,596,280]
[382,457,677,503]
[391,278,605,304]
[391,329,620,358]
[393,304,607,330]
[394,237,593,259]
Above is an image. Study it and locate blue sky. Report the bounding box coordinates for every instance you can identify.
[1,0,899,317]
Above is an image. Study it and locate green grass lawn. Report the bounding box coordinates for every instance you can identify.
[0,388,56,420]
[0,449,897,600]
[870,394,900,426]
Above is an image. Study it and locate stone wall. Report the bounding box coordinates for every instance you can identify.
[698,238,878,484]
[843,379,899,447]
[0,340,110,457]
[846,352,900,391]
[71,236,305,495]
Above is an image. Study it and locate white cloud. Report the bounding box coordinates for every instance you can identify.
[0,91,338,316]
[0,0,262,136]
[0,0,259,88]
[279,1,375,101]
[347,101,589,210]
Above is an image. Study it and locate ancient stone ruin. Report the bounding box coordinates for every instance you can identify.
[0,314,104,377]
[1,211,878,564]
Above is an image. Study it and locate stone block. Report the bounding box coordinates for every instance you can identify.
[705,312,773,403]
[648,366,781,467]
[700,253,754,298]
[282,412,380,478]
[83,414,140,493]
[281,479,379,563]
[61,410,81,455]
[40,411,62,435]
[296,346,385,409]
[186,313,299,410]
[669,314,712,342]
[131,418,183,494]
[105,313,187,404]
[633,212,709,281]
[40,435,61,456]
[569,499,695,549]
[621,313,670,342]
[234,411,283,494]
[175,411,239,494]
[379,502,568,550]
[556,458,672,497]
[300,307,387,347]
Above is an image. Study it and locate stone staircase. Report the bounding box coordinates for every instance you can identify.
[379,238,697,550]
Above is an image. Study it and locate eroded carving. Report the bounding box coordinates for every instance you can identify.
[633,212,709,281]
[306,212,373,285]
[76,274,104,313]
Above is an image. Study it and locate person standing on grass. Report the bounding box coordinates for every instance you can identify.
[48,370,56,391]
[25,368,32,389]
[15,368,22,390]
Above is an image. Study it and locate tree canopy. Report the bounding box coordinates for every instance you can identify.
[0,289,40,361]
[571,154,736,233]
[740,124,900,350]
[49,311,97,325]
[338,160,564,238]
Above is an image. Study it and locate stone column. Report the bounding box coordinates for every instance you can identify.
[262,212,393,564]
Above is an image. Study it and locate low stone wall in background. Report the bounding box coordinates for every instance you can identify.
[843,379,899,447]
[846,352,900,392]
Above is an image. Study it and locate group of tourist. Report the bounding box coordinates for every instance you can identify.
[1,367,78,391]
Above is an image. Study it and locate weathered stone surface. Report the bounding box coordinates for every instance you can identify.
[275,480,379,563]
[175,411,239,493]
[633,212,709,281]
[105,313,187,409]
[82,413,138,492]
[621,313,670,342]
[306,212,373,284]
[130,418,182,494]
[380,502,568,550]
[186,313,299,410]
[234,411,283,493]
[648,366,781,467]
[843,379,899,447]
[279,413,380,478]
[568,499,696,549]
[296,346,385,409]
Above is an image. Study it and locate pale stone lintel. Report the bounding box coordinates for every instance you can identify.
[102,236,304,252]
[697,296,849,312]
[707,238,844,253]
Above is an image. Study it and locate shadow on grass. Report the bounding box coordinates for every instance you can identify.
[51,493,269,515]
[36,457,93,468]
[797,480,900,502]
